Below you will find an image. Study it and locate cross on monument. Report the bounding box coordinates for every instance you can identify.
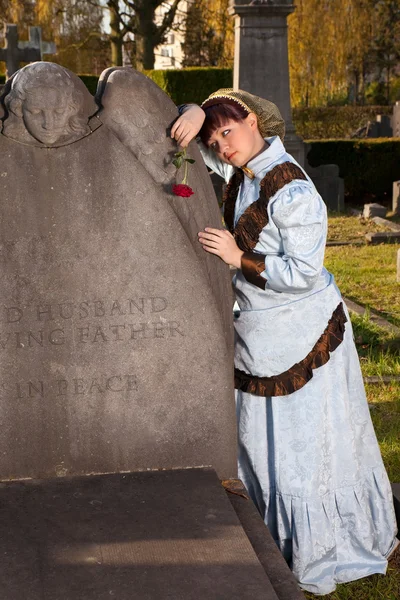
[0,24,56,79]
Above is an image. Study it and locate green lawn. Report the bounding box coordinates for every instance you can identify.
[327,213,393,243]
[304,216,400,599]
[324,244,400,327]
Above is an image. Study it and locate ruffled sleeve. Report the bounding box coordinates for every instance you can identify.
[261,183,327,293]
[196,140,234,183]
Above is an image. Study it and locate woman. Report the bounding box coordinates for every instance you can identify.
[171,89,398,596]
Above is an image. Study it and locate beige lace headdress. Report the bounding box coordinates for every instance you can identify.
[201,88,285,141]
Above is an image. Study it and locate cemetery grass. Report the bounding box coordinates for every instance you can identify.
[307,219,400,600]
[324,244,400,327]
[327,213,394,243]
[304,314,400,600]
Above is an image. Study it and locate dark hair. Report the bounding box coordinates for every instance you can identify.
[200,102,249,146]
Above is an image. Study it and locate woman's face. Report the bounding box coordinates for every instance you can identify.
[207,113,263,167]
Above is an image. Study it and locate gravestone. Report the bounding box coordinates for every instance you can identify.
[0,24,56,78]
[392,101,400,138]
[367,114,393,138]
[363,203,387,219]
[393,181,400,214]
[0,62,236,480]
[306,163,345,212]
[0,61,306,600]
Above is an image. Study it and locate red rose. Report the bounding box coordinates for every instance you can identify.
[172,184,194,198]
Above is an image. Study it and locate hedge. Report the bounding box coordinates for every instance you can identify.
[0,68,232,104]
[293,106,393,140]
[307,139,400,201]
[76,67,232,104]
[143,67,232,105]
[77,74,99,96]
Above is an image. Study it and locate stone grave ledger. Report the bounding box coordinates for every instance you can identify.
[0,63,236,481]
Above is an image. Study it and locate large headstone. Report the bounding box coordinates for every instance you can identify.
[0,62,236,481]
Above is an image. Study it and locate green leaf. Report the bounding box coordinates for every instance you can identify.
[185,158,196,164]
[173,158,183,169]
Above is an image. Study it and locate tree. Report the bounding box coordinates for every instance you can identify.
[288,0,381,107]
[103,0,184,70]
[288,0,348,107]
[373,0,400,103]
[182,0,233,67]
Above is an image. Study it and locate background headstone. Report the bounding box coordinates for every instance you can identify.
[392,101,400,138]
[0,63,236,481]
[0,24,56,78]
[367,114,393,138]
[306,163,345,212]
[393,181,400,215]
[363,203,387,219]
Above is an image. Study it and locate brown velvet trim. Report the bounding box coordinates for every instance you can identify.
[223,169,243,233]
[241,251,267,289]
[235,302,347,397]
[235,197,270,252]
[260,161,307,202]
[222,161,308,253]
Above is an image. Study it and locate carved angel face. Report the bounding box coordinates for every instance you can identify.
[22,87,78,145]
[2,63,92,147]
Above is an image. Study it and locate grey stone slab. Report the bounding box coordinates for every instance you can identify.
[393,102,400,138]
[364,376,400,384]
[393,181,400,215]
[365,231,400,244]
[363,203,387,219]
[0,468,281,600]
[226,480,305,600]
[371,216,400,231]
[0,63,236,480]
[344,298,400,337]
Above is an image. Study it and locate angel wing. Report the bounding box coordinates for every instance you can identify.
[95,67,234,344]
[95,67,177,185]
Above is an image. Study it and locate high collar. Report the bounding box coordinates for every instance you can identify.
[241,136,286,180]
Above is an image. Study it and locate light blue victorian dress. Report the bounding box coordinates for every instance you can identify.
[199,136,398,595]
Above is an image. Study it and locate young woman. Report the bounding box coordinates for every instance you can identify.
[171,89,398,596]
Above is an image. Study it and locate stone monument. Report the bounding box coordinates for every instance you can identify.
[229,0,304,165]
[228,0,344,211]
[0,62,236,480]
[0,62,306,600]
[392,101,400,138]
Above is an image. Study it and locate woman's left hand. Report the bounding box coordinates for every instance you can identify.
[198,228,243,268]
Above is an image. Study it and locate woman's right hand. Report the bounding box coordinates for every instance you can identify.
[171,105,206,148]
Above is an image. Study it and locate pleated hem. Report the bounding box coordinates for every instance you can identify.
[262,466,398,596]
